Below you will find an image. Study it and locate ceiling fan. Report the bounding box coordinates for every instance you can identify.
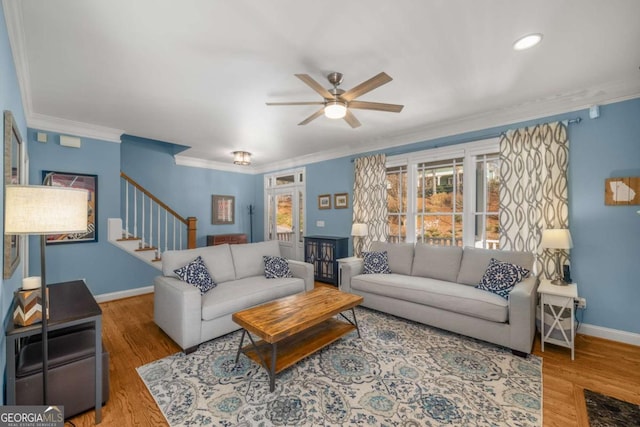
[266,72,404,128]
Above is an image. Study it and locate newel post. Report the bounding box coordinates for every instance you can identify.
[187,217,197,249]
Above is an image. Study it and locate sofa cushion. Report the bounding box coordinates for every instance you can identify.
[456,247,533,286]
[163,245,236,283]
[476,258,530,299]
[411,244,463,282]
[370,241,414,275]
[264,256,292,278]
[201,276,305,320]
[231,240,281,280]
[351,273,508,323]
[174,256,217,294]
[363,251,391,274]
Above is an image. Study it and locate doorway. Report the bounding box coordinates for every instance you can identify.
[264,169,305,260]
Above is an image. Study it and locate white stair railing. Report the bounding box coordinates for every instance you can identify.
[120,172,196,262]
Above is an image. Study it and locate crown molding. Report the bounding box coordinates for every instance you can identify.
[28,113,124,143]
[174,155,259,174]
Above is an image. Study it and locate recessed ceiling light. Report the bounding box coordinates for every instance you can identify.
[513,33,543,51]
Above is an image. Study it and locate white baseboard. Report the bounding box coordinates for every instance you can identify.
[578,323,640,347]
[94,286,154,303]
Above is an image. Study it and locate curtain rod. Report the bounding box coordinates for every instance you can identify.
[351,117,583,162]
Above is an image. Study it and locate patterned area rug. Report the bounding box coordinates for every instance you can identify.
[137,307,542,426]
[584,389,640,427]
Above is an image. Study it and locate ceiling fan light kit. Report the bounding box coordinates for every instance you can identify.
[267,71,404,128]
[324,100,347,119]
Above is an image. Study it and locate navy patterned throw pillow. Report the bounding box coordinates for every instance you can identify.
[174,256,216,294]
[362,251,392,274]
[476,258,530,299]
[264,256,293,279]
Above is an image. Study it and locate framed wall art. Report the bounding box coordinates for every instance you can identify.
[318,194,331,210]
[334,193,349,209]
[42,171,97,244]
[212,195,235,224]
[4,110,23,278]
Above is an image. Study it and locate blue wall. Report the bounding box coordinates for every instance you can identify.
[26,131,160,296]
[1,2,27,404]
[120,135,257,247]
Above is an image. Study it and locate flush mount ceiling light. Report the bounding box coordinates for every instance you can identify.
[232,151,251,165]
[513,33,543,51]
[324,100,347,119]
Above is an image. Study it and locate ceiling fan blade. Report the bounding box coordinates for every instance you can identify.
[298,108,325,126]
[344,109,361,128]
[266,101,325,106]
[295,74,334,99]
[348,101,404,113]
[341,72,393,102]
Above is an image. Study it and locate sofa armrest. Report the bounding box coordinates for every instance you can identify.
[154,276,202,351]
[288,260,315,291]
[340,259,364,293]
[508,276,539,354]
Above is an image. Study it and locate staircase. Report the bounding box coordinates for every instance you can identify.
[108,172,197,270]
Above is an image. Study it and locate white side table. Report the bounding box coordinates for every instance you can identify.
[537,279,578,360]
[337,256,361,290]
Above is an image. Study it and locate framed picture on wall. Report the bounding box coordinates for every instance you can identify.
[212,195,235,224]
[334,193,349,209]
[318,194,331,210]
[4,110,23,278]
[42,171,97,244]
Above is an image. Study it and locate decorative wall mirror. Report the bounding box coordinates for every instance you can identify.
[4,110,23,279]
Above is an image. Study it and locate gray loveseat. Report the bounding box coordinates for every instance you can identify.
[340,241,538,354]
[154,240,314,353]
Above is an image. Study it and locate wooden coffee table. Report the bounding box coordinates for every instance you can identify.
[232,286,363,391]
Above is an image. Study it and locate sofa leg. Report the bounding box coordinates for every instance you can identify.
[511,349,528,358]
[184,345,199,355]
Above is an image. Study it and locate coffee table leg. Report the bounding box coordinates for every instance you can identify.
[339,309,362,338]
[270,343,277,392]
[351,308,361,338]
[234,329,246,364]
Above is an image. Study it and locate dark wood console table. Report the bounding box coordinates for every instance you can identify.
[5,279,103,424]
[207,233,248,246]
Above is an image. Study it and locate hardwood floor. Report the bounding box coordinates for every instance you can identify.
[69,290,640,426]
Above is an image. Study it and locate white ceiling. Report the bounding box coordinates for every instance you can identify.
[5,0,640,172]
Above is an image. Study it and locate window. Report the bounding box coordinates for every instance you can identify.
[386,165,407,243]
[416,158,464,245]
[386,139,499,248]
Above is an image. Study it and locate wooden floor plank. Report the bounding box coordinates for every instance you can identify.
[67,284,640,426]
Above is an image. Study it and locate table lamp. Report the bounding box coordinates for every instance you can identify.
[541,228,573,286]
[351,223,368,257]
[4,185,88,403]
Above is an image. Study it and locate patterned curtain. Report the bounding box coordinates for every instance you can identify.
[353,154,388,252]
[499,122,569,277]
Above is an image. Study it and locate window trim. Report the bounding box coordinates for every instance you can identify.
[386,138,499,245]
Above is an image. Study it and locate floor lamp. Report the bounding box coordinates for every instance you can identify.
[4,185,88,403]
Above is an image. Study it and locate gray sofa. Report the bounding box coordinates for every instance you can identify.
[154,240,314,353]
[340,241,538,354]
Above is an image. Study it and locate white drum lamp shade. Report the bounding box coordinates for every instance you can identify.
[4,185,88,235]
[351,223,368,237]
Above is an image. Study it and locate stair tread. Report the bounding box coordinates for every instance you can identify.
[117,237,141,241]
[135,247,157,252]
[152,258,162,262]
